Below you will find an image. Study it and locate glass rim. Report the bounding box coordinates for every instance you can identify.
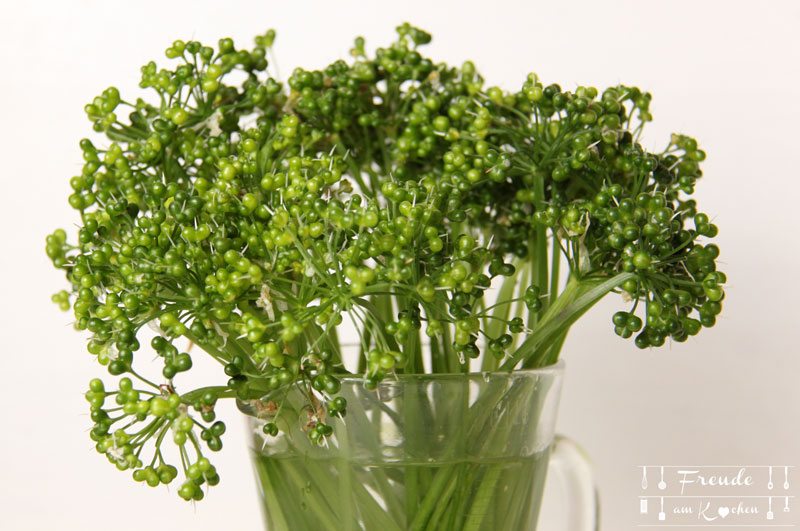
[335,359,565,383]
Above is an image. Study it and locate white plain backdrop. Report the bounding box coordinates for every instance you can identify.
[1,1,799,529]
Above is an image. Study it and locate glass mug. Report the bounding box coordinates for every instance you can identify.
[238,361,598,530]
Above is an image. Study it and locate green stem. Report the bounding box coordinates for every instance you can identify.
[281,458,341,530]
[255,458,291,531]
[549,232,561,307]
[337,437,356,531]
[409,463,460,531]
[539,329,568,368]
[503,271,636,369]
[463,466,502,530]
[449,466,475,530]
[423,471,459,531]
[407,466,420,525]
[534,172,549,317]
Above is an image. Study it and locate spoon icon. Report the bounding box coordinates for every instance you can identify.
[642,466,648,489]
[784,467,790,490]
[768,467,774,490]
[658,466,667,490]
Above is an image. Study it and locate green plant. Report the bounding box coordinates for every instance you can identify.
[47,23,724,505]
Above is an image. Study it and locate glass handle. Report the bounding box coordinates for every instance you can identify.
[537,434,599,530]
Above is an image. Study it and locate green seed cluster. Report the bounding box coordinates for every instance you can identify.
[48,23,725,500]
[84,377,220,501]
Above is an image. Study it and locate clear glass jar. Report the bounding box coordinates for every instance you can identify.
[238,361,597,530]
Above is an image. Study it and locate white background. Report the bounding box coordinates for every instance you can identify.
[1,1,799,529]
